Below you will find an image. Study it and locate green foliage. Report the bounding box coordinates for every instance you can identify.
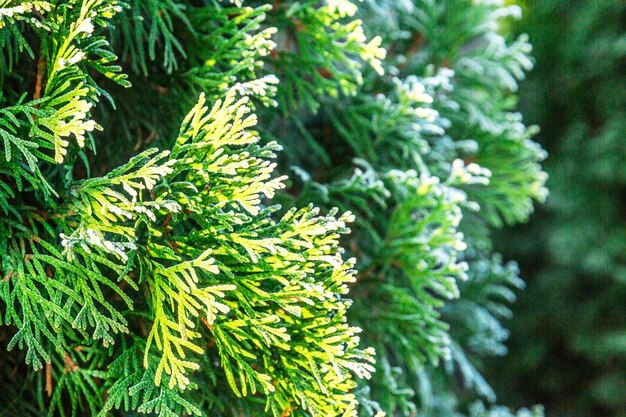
[258,0,546,415]
[0,0,546,416]
[488,1,626,416]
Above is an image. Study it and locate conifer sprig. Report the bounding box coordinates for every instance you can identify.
[1,1,546,416]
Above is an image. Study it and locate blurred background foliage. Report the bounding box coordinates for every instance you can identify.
[489,1,626,416]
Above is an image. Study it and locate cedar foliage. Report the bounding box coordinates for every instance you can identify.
[0,0,546,416]
[489,1,626,416]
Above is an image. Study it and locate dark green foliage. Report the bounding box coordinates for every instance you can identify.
[488,1,626,416]
[0,0,547,416]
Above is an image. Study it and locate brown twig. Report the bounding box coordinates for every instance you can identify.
[280,406,297,417]
[2,270,14,282]
[200,317,213,331]
[63,352,79,373]
[33,56,46,101]
[45,362,53,397]
[160,213,173,229]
